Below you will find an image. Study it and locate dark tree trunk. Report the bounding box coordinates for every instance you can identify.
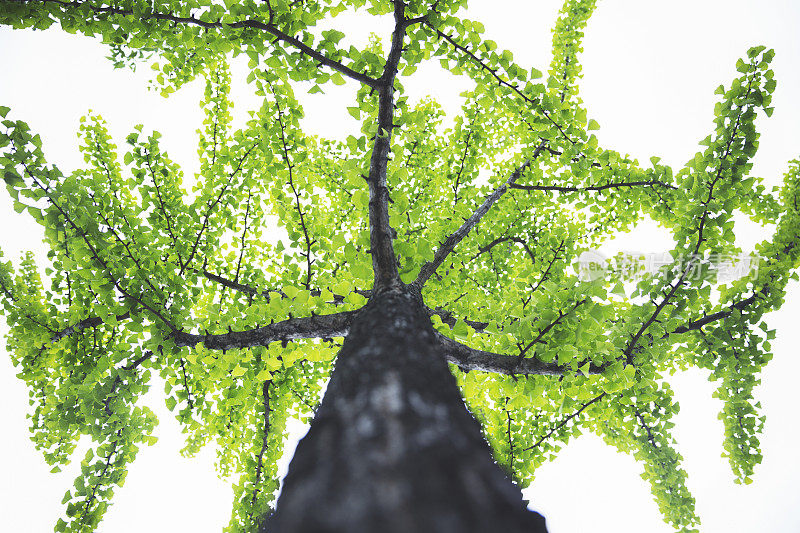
[263,284,548,533]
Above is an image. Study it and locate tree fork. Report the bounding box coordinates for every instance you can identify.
[264,284,547,532]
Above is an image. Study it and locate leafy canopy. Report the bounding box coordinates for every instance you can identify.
[1,1,799,532]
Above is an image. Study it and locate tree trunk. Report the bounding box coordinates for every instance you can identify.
[263,284,547,533]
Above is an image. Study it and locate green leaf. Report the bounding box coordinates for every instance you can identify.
[452,320,471,341]
[3,171,23,186]
[344,242,357,263]
[347,107,361,120]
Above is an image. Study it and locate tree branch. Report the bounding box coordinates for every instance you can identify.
[366,0,407,290]
[200,268,372,303]
[25,167,179,332]
[471,234,536,264]
[516,299,587,362]
[144,151,181,263]
[427,306,488,333]
[436,331,603,376]
[270,81,315,290]
[510,179,676,193]
[173,310,357,349]
[522,392,607,452]
[29,0,381,88]
[47,311,132,346]
[671,293,759,335]
[622,82,752,364]
[429,25,572,142]
[181,143,256,276]
[250,379,272,511]
[413,141,547,289]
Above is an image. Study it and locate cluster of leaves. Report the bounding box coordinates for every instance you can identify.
[1,1,799,532]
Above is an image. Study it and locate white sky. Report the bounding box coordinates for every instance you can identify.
[1,1,799,532]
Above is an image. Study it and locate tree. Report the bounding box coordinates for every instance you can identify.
[1,0,799,532]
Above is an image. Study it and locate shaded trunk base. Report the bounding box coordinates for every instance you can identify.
[263,285,547,533]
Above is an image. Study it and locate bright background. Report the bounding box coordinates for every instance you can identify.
[1,1,799,531]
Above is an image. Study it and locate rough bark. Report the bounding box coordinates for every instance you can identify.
[264,285,547,533]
